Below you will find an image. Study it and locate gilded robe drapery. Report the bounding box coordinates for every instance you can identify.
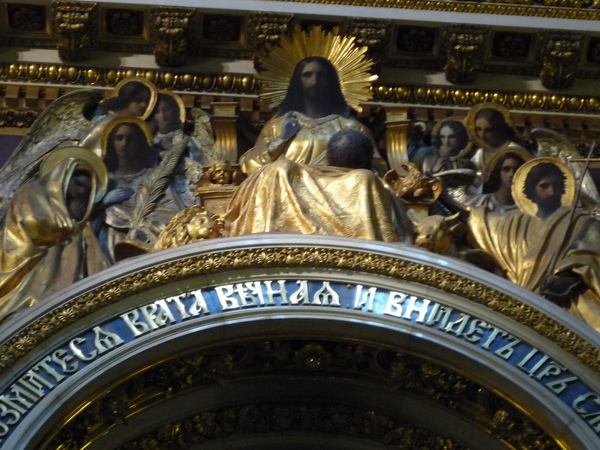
[468,205,600,331]
[239,112,383,175]
[225,158,413,243]
[0,155,108,323]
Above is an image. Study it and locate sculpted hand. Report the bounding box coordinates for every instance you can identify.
[102,186,135,206]
[432,157,452,173]
[266,113,300,161]
[540,273,585,307]
[278,113,300,141]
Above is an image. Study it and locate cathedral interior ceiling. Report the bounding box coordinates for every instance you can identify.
[2,2,600,447]
[2,0,600,139]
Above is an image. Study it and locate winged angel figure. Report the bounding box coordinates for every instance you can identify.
[0,89,101,222]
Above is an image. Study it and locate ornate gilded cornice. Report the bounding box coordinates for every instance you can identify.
[42,340,556,449]
[0,63,257,93]
[373,84,600,114]
[0,246,598,379]
[266,0,600,21]
[4,1,600,93]
[4,62,600,117]
[340,18,392,66]
[247,12,295,59]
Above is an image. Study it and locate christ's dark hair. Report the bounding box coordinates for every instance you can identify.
[523,162,566,201]
[278,56,349,117]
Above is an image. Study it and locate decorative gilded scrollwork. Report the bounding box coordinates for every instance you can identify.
[41,340,557,449]
[443,25,488,84]
[150,7,194,67]
[247,12,295,60]
[538,31,584,90]
[2,61,600,118]
[51,2,97,62]
[372,83,600,114]
[384,163,443,204]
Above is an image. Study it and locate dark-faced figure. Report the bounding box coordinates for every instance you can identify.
[524,162,566,219]
[279,56,348,118]
[153,94,181,134]
[100,81,152,117]
[66,170,93,221]
[474,108,513,149]
[326,129,374,170]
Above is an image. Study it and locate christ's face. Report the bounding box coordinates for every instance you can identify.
[301,61,328,102]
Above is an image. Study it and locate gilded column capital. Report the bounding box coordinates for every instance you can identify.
[538,31,584,90]
[248,12,295,65]
[442,25,489,84]
[150,6,195,68]
[51,1,97,63]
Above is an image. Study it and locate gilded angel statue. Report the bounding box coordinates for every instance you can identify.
[468,157,600,332]
[0,77,158,224]
[0,147,109,323]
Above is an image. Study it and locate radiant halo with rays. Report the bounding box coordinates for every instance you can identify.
[257,26,378,112]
